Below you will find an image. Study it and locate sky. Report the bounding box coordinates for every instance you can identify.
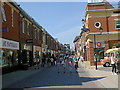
[14,0,119,49]
[15,2,87,49]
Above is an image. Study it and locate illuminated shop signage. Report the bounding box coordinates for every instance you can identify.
[0,38,19,50]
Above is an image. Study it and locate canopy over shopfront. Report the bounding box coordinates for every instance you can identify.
[105,48,120,53]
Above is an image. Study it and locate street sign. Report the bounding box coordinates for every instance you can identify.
[26,39,33,43]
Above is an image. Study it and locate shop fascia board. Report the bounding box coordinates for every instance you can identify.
[88,31,120,35]
[86,31,120,41]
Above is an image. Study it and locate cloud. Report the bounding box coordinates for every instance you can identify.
[54,26,81,48]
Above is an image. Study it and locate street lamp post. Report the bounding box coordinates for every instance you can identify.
[94,34,97,70]
[94,27,103,70]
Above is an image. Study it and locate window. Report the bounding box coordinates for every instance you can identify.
[11,9,14,27]
[116,20,120,29]
[38,31,39,40]
[1,3,6,22]
[35,28,37,39]
[22,18,25,33]
[94,22,101,28]
[27,22,29,35]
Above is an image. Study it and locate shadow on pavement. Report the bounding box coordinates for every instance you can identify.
[3,65,105,89]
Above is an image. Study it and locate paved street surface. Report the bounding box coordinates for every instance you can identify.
[2,61,119,89]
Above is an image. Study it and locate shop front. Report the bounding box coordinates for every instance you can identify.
[33,46,42,65]
[0,38,19,73]
[20,43,32,68]
[94,41,105,63]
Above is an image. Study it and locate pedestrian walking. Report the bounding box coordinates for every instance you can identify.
[47,57,51,67]
[80,56,84,62]
[111,53,118,75]
[73,55,79,72]
[74,61,79,73]
[68,60,73,73]
[34,58,37,69]
[42,53,46,67]
[50,57,54,66]
[56,60,61,73]
[61,59,66,73]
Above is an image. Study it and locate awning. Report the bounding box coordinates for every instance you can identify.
[105,48,120,53]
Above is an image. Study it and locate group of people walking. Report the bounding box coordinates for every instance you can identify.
[33,52,85,73]
[42,53,57,68]
[56,54,84,73]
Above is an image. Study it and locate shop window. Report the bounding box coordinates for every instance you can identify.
[1,4,7,22]
[11,8,14,27]
[0,49,4,67]
[22,18,25,33]
[94,48,104,62]
[116,20,120,29]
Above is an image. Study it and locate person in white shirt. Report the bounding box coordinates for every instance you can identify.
[111,53,118,75]
[80,56,84,62]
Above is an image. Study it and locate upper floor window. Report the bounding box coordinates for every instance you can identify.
[38,31,39,40]
[22,18,25,33]
[11,9,14,27]
[116,20,120,30]
[35,28,37,39]
[1,3,6,22]
[27,22,29,35]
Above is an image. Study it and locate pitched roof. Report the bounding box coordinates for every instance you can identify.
[73,36,80,43]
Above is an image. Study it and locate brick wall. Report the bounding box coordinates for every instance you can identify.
[2,2,19,41]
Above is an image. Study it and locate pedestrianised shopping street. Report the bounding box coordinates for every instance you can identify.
[1,0,120,89]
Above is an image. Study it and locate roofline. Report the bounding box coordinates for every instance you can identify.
[87,2,105,6]
[9,1,43,30]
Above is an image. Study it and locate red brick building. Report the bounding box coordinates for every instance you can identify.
[82,0,120,66]
[1,1,61,73]
[1,2,20,72]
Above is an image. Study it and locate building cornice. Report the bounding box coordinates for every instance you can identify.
[88,31,120,35]
[87,8,120,12]
[87,2,105,6]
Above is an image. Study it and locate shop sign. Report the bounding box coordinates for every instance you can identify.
[34,46,41,51]
[94,41,105,48]
[26,39,33,43]
[96,42,102,47]
[0,38,19,50]
[24,44,31,50]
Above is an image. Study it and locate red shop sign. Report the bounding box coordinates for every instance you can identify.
[96,42,102,47]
